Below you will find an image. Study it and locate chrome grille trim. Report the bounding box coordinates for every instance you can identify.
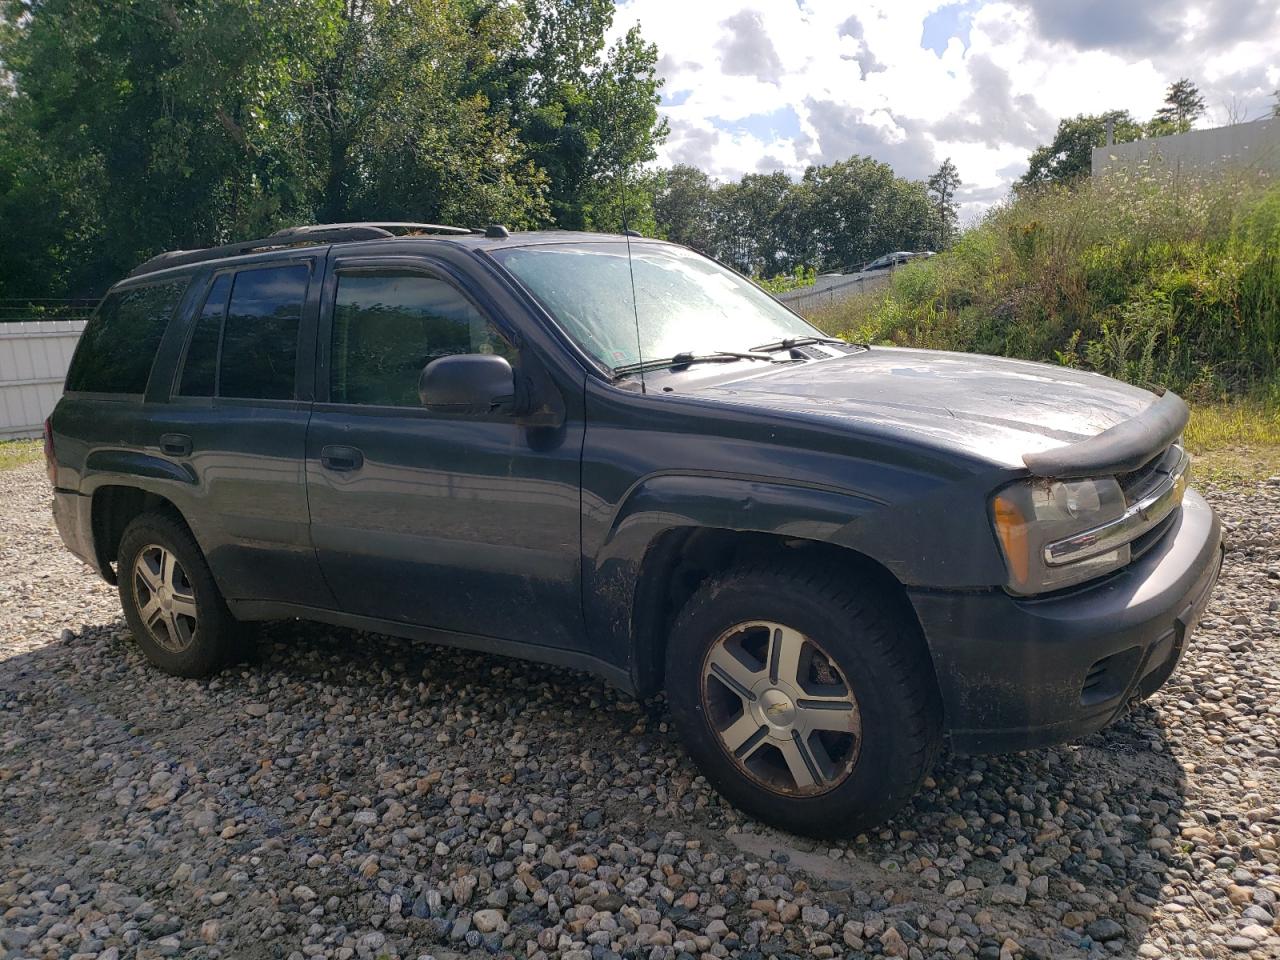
[1043,446,1189,568]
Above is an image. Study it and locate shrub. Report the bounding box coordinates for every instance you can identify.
[809,168,1280,399]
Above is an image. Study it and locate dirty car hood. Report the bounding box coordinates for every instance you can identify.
[692,347,1160,470]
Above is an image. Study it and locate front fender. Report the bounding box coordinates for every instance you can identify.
[604,473,884,555]
[582,467,1012,694]
[583,474,885,690]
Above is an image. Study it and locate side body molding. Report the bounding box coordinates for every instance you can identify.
[85,449,197,486]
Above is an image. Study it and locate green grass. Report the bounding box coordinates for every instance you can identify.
[1184,398,1280,484]
[807,168,1280,483]
[809,168,1280,401]
[0,439,41,470]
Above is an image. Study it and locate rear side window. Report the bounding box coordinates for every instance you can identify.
[65,278,189,394]
[330,271,511,407]
[178,274,231,397]
[219,264,307,400]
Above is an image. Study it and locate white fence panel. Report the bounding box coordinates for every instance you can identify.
[0,320,86,439]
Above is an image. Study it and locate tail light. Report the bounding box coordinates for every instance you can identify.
[43,417,56,487]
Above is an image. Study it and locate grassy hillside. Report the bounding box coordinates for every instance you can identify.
[810,170,1280,404]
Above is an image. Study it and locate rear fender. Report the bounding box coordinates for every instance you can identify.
[79,450,202,580]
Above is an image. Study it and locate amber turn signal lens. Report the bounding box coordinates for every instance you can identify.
[992,493,1029,586]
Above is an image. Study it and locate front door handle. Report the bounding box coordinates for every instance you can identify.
[160,433,192,457]
[320,444,364,472]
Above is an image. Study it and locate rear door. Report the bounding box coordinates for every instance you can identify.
[144,256,333,606]
[304,252,585,649]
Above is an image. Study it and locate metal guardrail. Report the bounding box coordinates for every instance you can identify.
[775,270,892,314]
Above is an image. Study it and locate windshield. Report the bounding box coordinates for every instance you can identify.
[491,241,821,370]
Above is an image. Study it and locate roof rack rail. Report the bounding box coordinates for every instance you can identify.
[126,221,474,279]
[267,222,475,241]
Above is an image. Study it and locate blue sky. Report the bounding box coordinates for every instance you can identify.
[921,1,978,56]
[612,0,1280,220]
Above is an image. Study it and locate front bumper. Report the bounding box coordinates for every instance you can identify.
[910,489,1222,754]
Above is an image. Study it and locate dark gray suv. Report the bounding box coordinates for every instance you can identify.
[48,222,1223,836]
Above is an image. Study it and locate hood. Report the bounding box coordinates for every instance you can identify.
[690,346,1159,470]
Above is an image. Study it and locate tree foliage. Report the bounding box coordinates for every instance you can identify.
[649,157,949,277]
[652,164,717,254]
[1020,79,1212,190]
[3,0,948,298]
[1153,78,1206,134]
[927,158,961,246]
[0,0,666,297]
[1020,111,1145,188]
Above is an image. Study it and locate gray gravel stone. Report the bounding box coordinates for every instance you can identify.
[1086,917,1126,941]
[2,461,1279,960]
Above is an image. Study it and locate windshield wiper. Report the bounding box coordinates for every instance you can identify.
[612,350,774,378]
[749,335,854,352]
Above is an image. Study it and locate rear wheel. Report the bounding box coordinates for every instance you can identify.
[665,562,942,837]
[117,513,239,677]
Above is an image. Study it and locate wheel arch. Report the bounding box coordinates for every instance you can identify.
[592,474,940,704]
[89,484,193,584]
[629,527,940,704]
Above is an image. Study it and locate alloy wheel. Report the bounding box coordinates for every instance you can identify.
[700,620,861,796]
[132,544,198,653]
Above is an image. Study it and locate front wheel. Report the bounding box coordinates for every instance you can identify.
[665,562,942,837]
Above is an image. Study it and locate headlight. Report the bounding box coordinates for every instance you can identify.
[991,477,1129,594]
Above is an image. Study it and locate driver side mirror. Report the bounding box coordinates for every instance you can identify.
[418,354,516,416]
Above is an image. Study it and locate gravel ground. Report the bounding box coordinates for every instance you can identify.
[2,460,1279,960]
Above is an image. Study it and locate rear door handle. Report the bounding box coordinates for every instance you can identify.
[320,444,364,472]
[160,433,192,457]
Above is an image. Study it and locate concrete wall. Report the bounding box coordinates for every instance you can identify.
[0,320,84,439]
[1092,117,1280,178]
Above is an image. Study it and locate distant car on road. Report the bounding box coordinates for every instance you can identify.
[862,250,934,271]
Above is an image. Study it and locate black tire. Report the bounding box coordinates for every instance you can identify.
[117,512,240,678]
[665,562,942,837]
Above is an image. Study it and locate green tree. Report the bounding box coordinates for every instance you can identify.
[800,157,936,270]
[489,0,668,229]
[653,164,717,253]
[1152,78,1206,134]
[580,167,659,235]
[0,0,674,297]
[927,157,961,247]
[710,172,794,276]
[0,98,79,299]
[0,0,319,293]
[1020,111,1145,187]
[293,0,547,228]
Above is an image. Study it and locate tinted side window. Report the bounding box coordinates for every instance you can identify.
[178,274,231,397]
[65,279,189,394]
[331,271,511,407]
[220,264,307,400]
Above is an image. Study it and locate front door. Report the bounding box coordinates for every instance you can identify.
[304,255,586,650]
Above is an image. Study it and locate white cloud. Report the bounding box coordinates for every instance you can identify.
[610,0,1280,220]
